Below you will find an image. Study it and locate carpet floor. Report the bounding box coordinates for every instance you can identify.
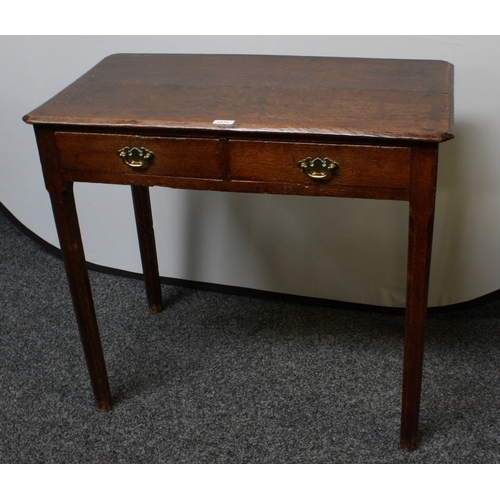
[1,208,499,463]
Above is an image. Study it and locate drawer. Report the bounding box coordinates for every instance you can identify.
[229,141,410,189]
[55,132,222,180]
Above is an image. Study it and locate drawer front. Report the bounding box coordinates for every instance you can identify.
[229,141,410,189]
[55,132,222,180]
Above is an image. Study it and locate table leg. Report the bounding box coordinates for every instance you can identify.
[131,186,163,313]
[47,181,113,411]
[35,128,112,411]
[400,144,439,450]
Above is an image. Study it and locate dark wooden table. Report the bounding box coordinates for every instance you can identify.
[24,54,454,450]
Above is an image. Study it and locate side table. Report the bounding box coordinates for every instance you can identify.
[24,54,454,450]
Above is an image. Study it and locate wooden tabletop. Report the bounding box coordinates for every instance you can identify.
[24,53,454,142]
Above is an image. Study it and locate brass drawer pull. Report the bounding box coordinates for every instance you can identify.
[298,157,339,180]
[118,146,155,169]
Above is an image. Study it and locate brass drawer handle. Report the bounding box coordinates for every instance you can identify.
[298,157,339,180]
[118,146,155,169]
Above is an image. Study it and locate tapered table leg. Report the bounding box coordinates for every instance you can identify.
[47,180,112,411]
[400,144,439,450]
[36,128,112,411]
[131,185,163,313]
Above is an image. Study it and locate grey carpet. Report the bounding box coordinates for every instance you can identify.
[1,208,499,463]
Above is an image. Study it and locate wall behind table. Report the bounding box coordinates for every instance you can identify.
[1,36,498,307]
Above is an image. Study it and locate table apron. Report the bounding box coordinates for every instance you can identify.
[55,131,413,201]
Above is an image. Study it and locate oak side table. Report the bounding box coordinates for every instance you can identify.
[24,54,454,450]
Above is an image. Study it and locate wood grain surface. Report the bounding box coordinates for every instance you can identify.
[24,54,454,142]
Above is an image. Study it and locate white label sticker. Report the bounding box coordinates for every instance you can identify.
[213,120,235,125]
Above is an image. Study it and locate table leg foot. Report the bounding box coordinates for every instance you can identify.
[400,437,418,451]
[96,399,113,412]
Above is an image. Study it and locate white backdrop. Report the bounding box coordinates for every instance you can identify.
[1,35,499,307]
